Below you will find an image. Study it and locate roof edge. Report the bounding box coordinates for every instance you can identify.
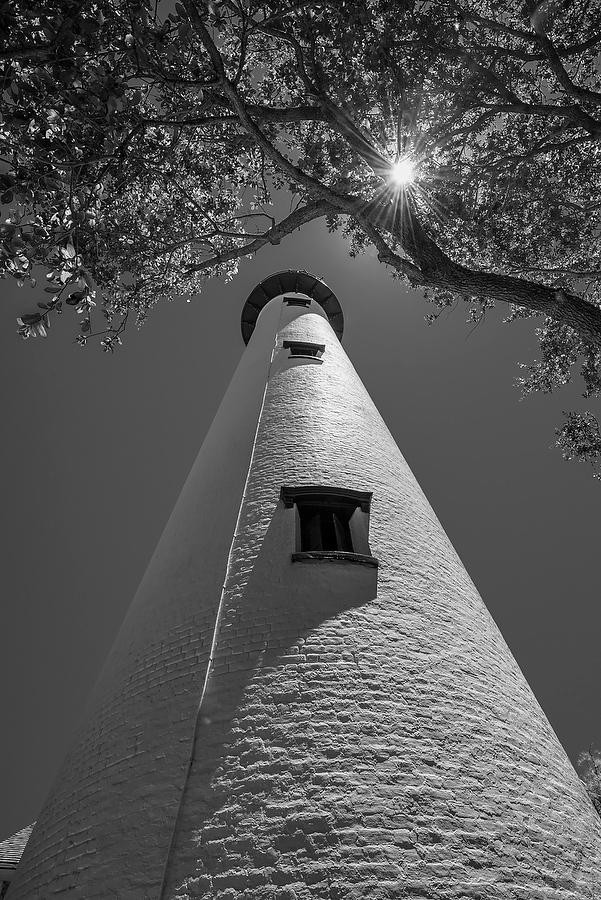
[241,270,343,344]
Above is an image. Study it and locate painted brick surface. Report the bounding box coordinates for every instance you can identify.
[9,301,283,900]
[0,824,34,872]
[162,310,601,899]
[11,298,601,899]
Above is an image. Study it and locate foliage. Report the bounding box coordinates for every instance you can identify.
[578,747,601,818]
[1,0,601,468]
[556,410,601,479]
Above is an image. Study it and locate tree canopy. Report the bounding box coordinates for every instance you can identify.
[1,0,601,471]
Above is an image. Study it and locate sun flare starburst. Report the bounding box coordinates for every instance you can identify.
[390,157,416,187]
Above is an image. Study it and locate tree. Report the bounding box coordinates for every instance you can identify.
[1,0,601,471]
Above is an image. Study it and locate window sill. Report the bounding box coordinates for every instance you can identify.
[291,551,378,567]
[288,354,324,361]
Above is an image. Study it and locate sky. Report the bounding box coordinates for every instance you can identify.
[1,218,600,839]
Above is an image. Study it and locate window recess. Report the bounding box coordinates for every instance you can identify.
[284,296,311,307]
[281,486,378,566]
[282,340,325,360]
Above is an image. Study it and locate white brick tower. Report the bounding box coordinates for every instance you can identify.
[10,272,601,899]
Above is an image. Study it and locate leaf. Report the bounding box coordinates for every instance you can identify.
[66,291,85,305]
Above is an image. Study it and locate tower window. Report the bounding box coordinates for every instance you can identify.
[281,486,378,566]
[283,340,325,359]
[284,296,310,307]
[299,501,353,552]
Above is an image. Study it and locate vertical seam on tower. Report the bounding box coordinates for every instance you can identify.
[157,303,283,900]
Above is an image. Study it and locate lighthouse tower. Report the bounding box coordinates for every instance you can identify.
[10,272,601,899]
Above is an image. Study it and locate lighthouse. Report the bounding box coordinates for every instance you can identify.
[9,271,601,898]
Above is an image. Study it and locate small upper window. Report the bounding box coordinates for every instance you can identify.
[283,340,325,359]
[281,486,378,566]
[284,296,310,307]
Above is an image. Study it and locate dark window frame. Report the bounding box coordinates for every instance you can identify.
[283,295,311,307]
[281,486,378,567]
[282,339,325,360]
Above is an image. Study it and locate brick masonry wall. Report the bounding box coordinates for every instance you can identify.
[11,299,601,899]
[161,310,601,900]
[9,301,284,900]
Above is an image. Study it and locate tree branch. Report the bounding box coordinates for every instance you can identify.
[367,196,601,345]
[184,199,329,274]
[481,101,601,138]
[527,1,601,107]
[142,105,326,129]
[441,42,601,138]
[256,20,391,175]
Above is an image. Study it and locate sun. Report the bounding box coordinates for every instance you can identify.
[390,157,416,187]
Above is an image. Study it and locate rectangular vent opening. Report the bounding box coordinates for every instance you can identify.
[282,340,325,359]
[284,296,311,307]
